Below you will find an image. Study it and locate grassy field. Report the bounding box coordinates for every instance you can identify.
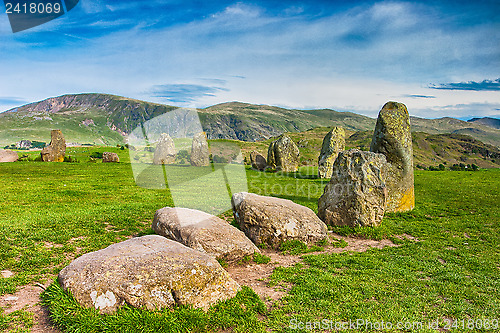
[0,153,499,332]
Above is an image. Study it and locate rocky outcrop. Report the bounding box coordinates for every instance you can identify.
[58,235,240,314]
[250,151,267,171]
[152,207,260,263]
[267,135,300,172]
[102,152,120,163]
[318,127,345,179]
[232,192,327,249]
[370,102,414,212]
[318,149,388,227]
[41,130,66,162]
[190,132,210,167]
[0,150,18,163]
[153,134,176,165]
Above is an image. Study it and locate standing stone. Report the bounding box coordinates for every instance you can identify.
[318,127,345,179]
[102,152,120,163]
[250,151,267,171]
[318,149,388,227]
[152,207,260,263]
[41,130,66,162]
[153,134,176,165]
[370,102,414,212]
[267,135,300,172]
[190,132,210,167]
[58,235,240,314]
[0,150,18,163]
[232,192,328,249]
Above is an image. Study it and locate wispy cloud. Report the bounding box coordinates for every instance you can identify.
[403,94,436,99]
[429,78,500,91]
[0,97,29,105]
[150,84,229,104]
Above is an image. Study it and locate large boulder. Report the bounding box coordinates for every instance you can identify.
[58,235,240,314]
[102,152,120,163]
[190,132,210,167]
[41,130,66,162]
[318,149,388,227]
[232,192,328,249]
[250,151,267,171]
[318,127,345,179]
[0,150,18,163]
[153,133,176,165]
[152,207,260,263]
[370,101,414,212]
[267,135,300,172]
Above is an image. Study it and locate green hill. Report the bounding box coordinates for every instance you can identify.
[1,93,499,149]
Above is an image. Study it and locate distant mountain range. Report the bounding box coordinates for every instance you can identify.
[1,93,499,147]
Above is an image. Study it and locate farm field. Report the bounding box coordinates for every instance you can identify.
[0,152,499,332]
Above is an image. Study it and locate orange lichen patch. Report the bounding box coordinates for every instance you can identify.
[391,187,415,212]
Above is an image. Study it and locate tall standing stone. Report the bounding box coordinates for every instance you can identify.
[190,132,210,167]
[267,134,300,172]
[318,127,345,179]
[153,133,176,165]
[370,101,414,212]
[41,130,66,162]
[318,149,388,227]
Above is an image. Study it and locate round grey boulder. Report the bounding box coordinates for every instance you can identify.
[232,192,328,249]
[152,207,260,264]
[58,235,240,314]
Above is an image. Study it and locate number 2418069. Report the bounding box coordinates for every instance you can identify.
[5,2,62,14]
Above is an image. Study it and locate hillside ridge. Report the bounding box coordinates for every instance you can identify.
[1,93,499,147]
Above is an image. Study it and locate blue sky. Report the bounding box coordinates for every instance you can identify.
[0,0,499,119]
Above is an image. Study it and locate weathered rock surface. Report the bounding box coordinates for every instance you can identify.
[58,235,240,314]
[152,207,260,263]
[153,133,176,165]
[0,150,18,163]
[232,192,328,249]
[318,149,388,227]
[41,130,66,162]
[318,127,345,179]
[267,135,300,172]
[190,132,210,167]
[250,151,267,171]
[102,152,120,163]
[370,101,414,212]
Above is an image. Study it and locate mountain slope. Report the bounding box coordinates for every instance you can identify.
[1,93,499,147]
[467,117,500,130]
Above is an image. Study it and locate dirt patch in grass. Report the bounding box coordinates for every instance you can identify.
[1,232,401,332]
[0,281,60,333]
[227,232,400,307]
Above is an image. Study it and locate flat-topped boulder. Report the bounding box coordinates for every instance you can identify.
[0,150,18,163]
[152,207,260,263]
[318,127,345,179]
[190,132,210,167]
[41,130,66,162]
[370,101,414,212]
[102,152,119,163]
[58,235,240,314]
[232,192,327,249]
[267,135,300,172]
[250,151,267,171]
[318,149,388,227]
[153,133,176,165]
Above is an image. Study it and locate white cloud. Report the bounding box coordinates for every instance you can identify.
[0,1,498,120]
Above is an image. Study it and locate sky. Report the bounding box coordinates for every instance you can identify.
[0,0,499,119]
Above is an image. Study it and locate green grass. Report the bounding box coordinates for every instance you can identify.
[0,156,499,332]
